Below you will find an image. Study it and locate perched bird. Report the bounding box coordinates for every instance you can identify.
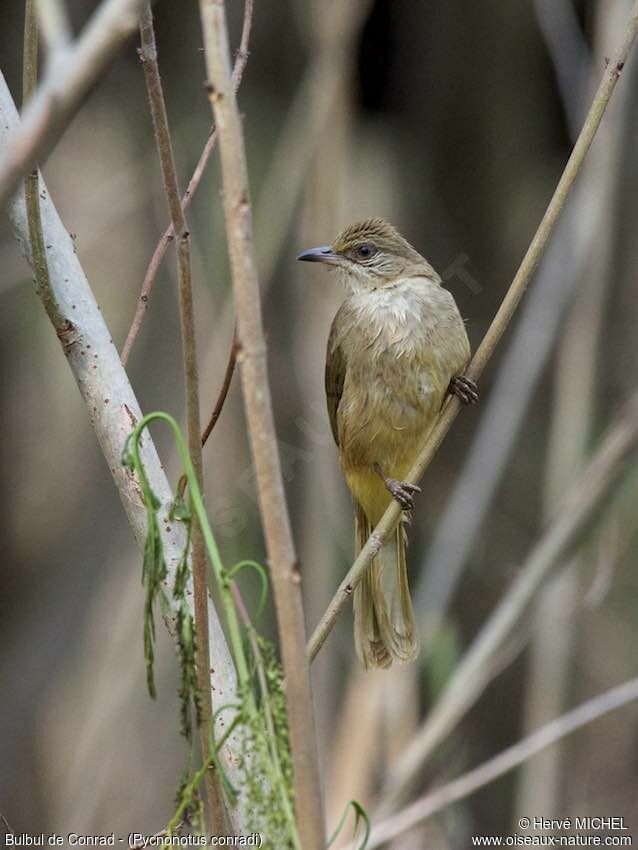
[298,218,477,669]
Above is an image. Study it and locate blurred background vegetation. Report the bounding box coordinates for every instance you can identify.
[1,0,638,845]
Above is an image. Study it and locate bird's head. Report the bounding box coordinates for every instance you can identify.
[297,218,438,292]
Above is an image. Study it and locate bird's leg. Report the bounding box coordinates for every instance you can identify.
[373,461,421,512]
[449,374,479,405]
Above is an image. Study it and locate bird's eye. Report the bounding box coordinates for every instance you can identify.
[355,243,376,260]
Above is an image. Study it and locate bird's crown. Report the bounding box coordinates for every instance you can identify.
[333,217,422,262]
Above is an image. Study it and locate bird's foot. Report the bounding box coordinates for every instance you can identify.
[449,375,479,405]
[374,462,421,511]
[386,479,421,511]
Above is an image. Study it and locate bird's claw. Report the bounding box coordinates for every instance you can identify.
[386,478,421,512]
[449,375,479,405]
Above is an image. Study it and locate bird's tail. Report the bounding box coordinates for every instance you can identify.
[353,502,419,669]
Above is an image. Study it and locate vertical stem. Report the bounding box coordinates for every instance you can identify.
[23,0,61,331]
[23,1,38,114]
[120,0,253,367]
[197,2,325,846]
[138,5,224,832]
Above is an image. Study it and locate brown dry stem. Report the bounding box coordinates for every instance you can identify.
[197,2,325,846]
[138,4,224,832]
[120,1,253,366]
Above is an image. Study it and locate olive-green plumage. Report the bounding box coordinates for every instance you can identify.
[299,218,471,669]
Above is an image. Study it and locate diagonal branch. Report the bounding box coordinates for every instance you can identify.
[120,0,253,366]
[413,0,635,651]
[175,325,238,503]
[197,2,325,847]
[201,325,238,448]
[307,0,638,662]
[0,71,249,834]
[0,0,149,209]
[358,676,638,849]
[138,4,223,831]
[379,390,638,810]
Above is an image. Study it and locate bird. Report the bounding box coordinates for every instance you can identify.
[298,218,477,669]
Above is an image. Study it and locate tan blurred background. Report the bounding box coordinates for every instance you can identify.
[2,0,638,845]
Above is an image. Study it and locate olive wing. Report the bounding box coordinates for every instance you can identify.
[325,320,346,447]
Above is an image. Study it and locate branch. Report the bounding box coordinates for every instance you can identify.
[197,3,325,847]
[414,182,598,647]
[175,326,238,504]
[120,0,253,366]
[414,1,636,649]
[359,677,638,849]
[307,1,638,662]
[22,2,57,336]
[0,0,149,210]
[379,390,638,810]
[513,5,628,821]
[138,5,224,831]
[0,72,249,834]
[202,325,238,448]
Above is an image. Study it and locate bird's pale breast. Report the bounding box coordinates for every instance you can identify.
[329,277,469,520]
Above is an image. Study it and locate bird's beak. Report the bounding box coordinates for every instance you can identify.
[296,245,341,265]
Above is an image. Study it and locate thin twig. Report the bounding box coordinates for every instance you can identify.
[414,182,598,642]
[307,2,638,662]
[167,0,371,414]
[379,391,638,810]
[414,0,634,660]
[357,677,638,849]
[202,325,238,448]
[23,2,58,333]
[138,4,224,832]
[515,4,627,816]
[0,0,148,210]
[175,325,238,501]
[197,2,325,847]
[120,0,253,366]
[0,71,248,829]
